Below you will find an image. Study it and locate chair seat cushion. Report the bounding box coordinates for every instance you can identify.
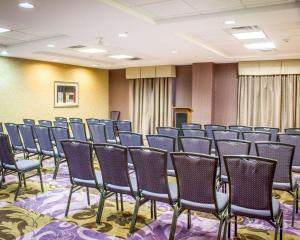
[273,177,297,191]
[292,166,300,173]
[141,183,178,203]
[107,139,117,144]
[4,159,40,171]
[42,149,59,157]
[73,171,103,188]
[167,169,175,176]
[106,176,138,195]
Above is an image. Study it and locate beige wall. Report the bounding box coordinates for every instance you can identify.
[0,57,109,124]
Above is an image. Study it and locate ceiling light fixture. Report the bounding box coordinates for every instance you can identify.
[118,32,128,38]
[0,27,11,33]
[47,44,55,48]
[109,54,133,59]
[171,50,177,54]
[78,48,107,53]
[245,42,276,50]
[0,49,8,55]
[224,20,236,25]
[18,2,35,9]
[91,64,97,67]
[232,31,266,40]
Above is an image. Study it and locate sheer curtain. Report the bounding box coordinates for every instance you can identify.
[129,77,173,135]
[237,74,300,129]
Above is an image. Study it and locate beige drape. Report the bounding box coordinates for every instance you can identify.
[129,78,173,135]
[237,75,300,130]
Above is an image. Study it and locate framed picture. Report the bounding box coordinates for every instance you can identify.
[54,82,79,108]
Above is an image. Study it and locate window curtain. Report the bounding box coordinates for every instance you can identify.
[129,77,173,135]
[237,74,300,129]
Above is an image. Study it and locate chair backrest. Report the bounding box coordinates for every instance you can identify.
[38,120,52,127]
[0,133,17,166]
[18,124,37,150]
[119,132,144,165]
[110,111,120,121]
[229,125,252,132]
[242,131,271,155]
[279,134,300,167]
[23,119,35,126]
[225,155,277,219]
[171,153,218,207]
[51,127,70,157]
[254,127,279,141]
[61,140,98,184]
[256,142,294,185]
[99,120,116,141]
[182,129,206,137]
[86,118,100,125]
[54,121,69,129]
[70,122,87,141]
[94,144,133,192]
[5,123,23,150]
[115,120,132,132]
[88,123,107,144]
[180,137,212,155]
[129,147,173,202]
[285,128,300,135]
[55,117,67,122]
[146,135,175,170]
[0,122,3,133]
[181,123,201,130]
[216,139,251,177]
[69,118,82,123]
[204,124,226,148]
[34,125,53,153]
[213,130,239,142]
[157,127,180,151]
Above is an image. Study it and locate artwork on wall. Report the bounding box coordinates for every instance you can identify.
[54,82,79,107]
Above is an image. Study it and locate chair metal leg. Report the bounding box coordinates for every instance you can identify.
[115,193,119,211]
[96,191,106,224]
[22,173,27,189]
[87,187,90,206]
[292,191,296,227]
[227,216,231,239]
[14,173,22,201]
[296,186,299,213]
[187,210,191,229]
[0,169,6,188]
[38,169,44,192]
[234,215,238,237]
[53,157,61,179]
[217,217,226,240]
[150,200,153,219]
[120,193,124,212]
[169,206,179,240]
[129,197,141,235]
[65,186,74,217]
[154,200,157,220]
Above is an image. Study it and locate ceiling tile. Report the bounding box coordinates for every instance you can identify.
[116,0,168,7]
[241,0,295,8]
[0,36,22,45]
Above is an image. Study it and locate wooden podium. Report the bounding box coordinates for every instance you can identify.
[172,107,193,128]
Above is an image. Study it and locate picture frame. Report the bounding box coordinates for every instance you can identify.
[54,81,79,108]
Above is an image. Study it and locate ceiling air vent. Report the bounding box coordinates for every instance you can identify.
[68,45,86,49]
[231,25,260,31]
[129,57,142,61]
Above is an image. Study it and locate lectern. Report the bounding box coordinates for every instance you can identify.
[172,107,193,128]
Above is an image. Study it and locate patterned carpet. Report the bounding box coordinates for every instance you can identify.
[0,156,300,240]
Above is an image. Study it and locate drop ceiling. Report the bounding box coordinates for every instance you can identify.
[0,0,299,69]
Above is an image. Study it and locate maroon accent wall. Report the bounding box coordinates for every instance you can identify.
[175,65,192,108]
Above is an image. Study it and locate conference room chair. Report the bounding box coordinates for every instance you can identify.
[119,131,143,170]
[88,123,107,144]
[242,131,271,155]
[228,125,252,139]
[146,135,176,176]
[38,120,52,127]
[213,130,239,142]
[110,111,120,121]
[99,120,117,143]
[215,139,251,191]
[23,119,38,141]
[54,120,69,129]
[5,123,24,157]
[94,144,137,224]
[69,118,82,123]
[115,120,132,132]
[61,140,102,217]
[128,147,178,235]
[179,136,212,155]
[169,152,228,240]
[0,133,44,201]
[256,142,298,227]
[0,122,3,133]
[18,124,41,159]
[182,129,206,137]
[279,133,300,172]
[55,117,67,122]
[254,127,279,141]
[51,127,70,179]
[204,124,226,150]
[70,122,88,142]
[86,118,100,125]
[157,127,180,151]
[285,128,300,134]
[181,123,201,130]
[224,155,283,240]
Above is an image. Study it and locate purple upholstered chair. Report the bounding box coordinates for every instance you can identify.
[0,133,43,200]
[204,124,226,150]
[213,130,239,142]
[119,132,143,169]
[285,128,300,134]
[51,127,70,179]
[115,120,132,132]
[256,142,298,226]
[70,122,88,142]
[23,119,38,141]
[110,111,120,121]
[61,140,102,217]
[146,135,176,176]
[38,120,52,127]
[86,118,100,125]
[99,120,116,143]
[224,155,283,239]
[88,123,107,144]
[279,134,300,172]
[5,123,24,156]
[170,152,228,240]
[94,144,137,224]
[128,147,178,235]
[0,122,3,133]
[157,127,180,151]
[18,124,41,159]
[54,120,69,129]
[228,125,252,139]
[254,127,279,141]
[69,118,82,123]
[55,117,67,122]
[180,136,212,155]
[182,129,206,137]
[242,131,271,155]
[181,123,201,130]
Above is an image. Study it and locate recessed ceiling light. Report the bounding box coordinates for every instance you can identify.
[47,44,55,48]
[109,54,133,59]
[91,64,97,67]
[18,2,35,9]
[118,32,128,38]
[0,49,8,55]
[224,20,236,25]
[77,48,107,53]
[0,27,11,33]
[52,59,59,62]
[232,31,266,40]
[171,50,177,54]
[245,42,276,50]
